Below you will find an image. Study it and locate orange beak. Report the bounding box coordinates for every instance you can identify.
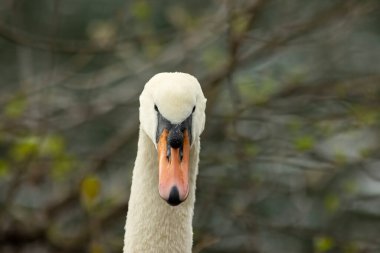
[157,129,190,206]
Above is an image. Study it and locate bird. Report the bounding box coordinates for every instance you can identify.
[123,72,207,253]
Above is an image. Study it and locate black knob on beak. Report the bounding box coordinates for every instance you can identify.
[168,126,184,149]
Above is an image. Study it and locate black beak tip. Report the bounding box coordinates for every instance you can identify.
[167,186,182,206]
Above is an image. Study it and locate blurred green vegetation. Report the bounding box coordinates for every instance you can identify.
[1,0,380,252]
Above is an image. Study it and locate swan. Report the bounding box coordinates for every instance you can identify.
[123,72,207,253]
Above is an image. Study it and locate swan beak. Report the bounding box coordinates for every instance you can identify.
[157,129,190,206]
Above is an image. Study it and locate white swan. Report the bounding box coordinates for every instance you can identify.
[123,72,207,253]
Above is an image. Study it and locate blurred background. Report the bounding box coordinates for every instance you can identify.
[0,0,380,252]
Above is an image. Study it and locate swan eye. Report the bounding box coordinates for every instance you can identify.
[192,106,196,113]
[154,105,159,112]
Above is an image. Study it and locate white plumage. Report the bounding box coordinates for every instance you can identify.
[123,72,206,253]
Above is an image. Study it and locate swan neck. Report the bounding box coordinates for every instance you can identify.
[123,129,199,253]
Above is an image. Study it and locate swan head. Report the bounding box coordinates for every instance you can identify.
[139,72,206,206]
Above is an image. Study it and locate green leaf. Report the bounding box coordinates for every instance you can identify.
[342,180,358,195]
[286,66,307,84]
[131,0,151,21]
[0,160,9,177]
[4,95,27,118]
[52,154,75,179]
[87,20,117,47]
[201,47,226,71]
[359,147,372,158]
[81,175,102,202]
[237,76,277,104]
[288,119,302,132]
[40,135,65,157]
[294,136,315,151]
[244,143,258,157]
[352,106,379,126]
[143,39,162,59]
[333,152,347,165]
[231,14,249,36]
[324,194,340,213]
[166,6,189,28]
[90,242,105,253]
[11,136,39,161]
[314,236,334,252]
[343,242,358,253]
